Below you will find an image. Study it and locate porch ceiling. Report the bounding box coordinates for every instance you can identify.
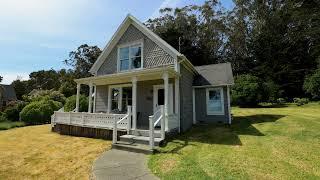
[75,66,179,85]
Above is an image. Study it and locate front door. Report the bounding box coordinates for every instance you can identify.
[153,84,173,114]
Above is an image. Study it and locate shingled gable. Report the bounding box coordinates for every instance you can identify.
[89,14,183,75]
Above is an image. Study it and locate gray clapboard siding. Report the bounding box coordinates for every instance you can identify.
[194,86,230,123]
[179,65,194,132]
[97,25,175,75]
[95,85,108,113]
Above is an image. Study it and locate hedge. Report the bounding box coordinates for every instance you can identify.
[20,100,62,124]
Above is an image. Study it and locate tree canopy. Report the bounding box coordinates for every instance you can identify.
[146,0,320,99]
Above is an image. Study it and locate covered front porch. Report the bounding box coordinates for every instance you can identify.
[51,67,180,139]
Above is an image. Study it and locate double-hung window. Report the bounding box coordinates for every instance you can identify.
[118,43,142,71]
[206,88,224,115]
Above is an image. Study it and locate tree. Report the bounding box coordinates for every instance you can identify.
[11,80,27,100]
[64,44,102,78]
[145,1,227,66]
[0,76,2,83]
[28,69,61,90]
[303,69,320,99]
[231,74,262,107]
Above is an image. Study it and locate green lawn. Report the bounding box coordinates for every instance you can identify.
[0,121,25,130]
[149,103,320,179]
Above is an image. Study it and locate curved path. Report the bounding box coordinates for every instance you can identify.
[92,149,158,180]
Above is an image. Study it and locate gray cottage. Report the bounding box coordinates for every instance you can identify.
[0,84,17,111]
[52,14,234,152]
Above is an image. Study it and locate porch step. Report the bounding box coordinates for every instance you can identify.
[120,135,163,146]
[112,141,154,154]
[130,129,162,138]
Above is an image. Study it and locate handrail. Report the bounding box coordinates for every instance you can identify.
[153,115,163,127]
[117,114,129,124]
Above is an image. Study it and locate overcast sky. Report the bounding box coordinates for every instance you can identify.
[0,0,233,84]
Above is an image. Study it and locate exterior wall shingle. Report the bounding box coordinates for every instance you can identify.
[194,86,230,123]
[97,25,175,75]
[179,65,194,132]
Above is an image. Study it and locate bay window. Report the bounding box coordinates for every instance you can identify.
[206,88,224,115]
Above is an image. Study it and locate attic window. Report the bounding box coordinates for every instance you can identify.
[118,42,143,71]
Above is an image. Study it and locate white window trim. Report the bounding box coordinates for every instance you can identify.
[108,84,133,112]
[117,39,144,72]
[206,87,225,115]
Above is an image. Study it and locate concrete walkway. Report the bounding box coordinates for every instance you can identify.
[92,149,159,180]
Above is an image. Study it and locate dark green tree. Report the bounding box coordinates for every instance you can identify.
[0,76,2,83]
[64,44,102,78]
[303,69,320,99]
[11,80,28,100]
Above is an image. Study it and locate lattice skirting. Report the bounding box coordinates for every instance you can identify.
[52,124,127,140]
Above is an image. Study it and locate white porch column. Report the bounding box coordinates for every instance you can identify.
[163,71,169,131]
[175,76,180,132]
[76,84,80,112]
[88,82,93,113]
[118,87,123,111]
[132,77,137,130]
[107,86,112,113]
[93,85,96,113]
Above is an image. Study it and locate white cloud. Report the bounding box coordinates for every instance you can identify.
[1,72,29,84]
[149,0,181,19]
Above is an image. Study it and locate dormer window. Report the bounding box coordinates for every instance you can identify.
[118,41,143,71]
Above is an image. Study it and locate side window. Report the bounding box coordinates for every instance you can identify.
[206,88,224,115]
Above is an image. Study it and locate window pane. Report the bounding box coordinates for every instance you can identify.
[208,90,222,112]
[120,59,129,70]
[130,46,141,57]
[111,88,119,111]
[119,47,129,59]
[131,57,141,69]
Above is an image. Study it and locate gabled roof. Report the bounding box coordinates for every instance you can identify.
[89,14,183,75]
[193,63,234,86]
[0,84,17,101]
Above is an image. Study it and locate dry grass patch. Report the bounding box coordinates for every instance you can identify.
[0,125,111,180]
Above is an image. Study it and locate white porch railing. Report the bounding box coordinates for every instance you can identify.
[149,105,165,149]
[51,106,132,132]
[113,106,131,144]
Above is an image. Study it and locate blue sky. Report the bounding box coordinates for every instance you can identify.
[0,0,233,84]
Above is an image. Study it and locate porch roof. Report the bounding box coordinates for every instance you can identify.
[75,66,179,85]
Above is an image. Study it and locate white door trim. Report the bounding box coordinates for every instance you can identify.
[153,84,173,114]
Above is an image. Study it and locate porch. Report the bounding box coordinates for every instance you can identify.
[51,67,180,150]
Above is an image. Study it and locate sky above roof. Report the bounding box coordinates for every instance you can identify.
[0,0,233,84]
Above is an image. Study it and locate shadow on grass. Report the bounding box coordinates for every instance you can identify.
[157,114,285,154]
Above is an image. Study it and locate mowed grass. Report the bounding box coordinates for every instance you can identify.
[149,103,320,179]
[0,125,111,180]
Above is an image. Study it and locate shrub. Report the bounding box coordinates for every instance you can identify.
[64,95,88,112]
[303,69,320,99]
[3,107,19,121]
[59,81,76,98]
[293,98,309,106]
[2,102,28,121]
[0,121,25,130]
[20,100,62,124]
[276,98,286,104]
[0,115,8,122]
[262,81,281,103]
[24,90,66,104]
[231,74,262,107]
